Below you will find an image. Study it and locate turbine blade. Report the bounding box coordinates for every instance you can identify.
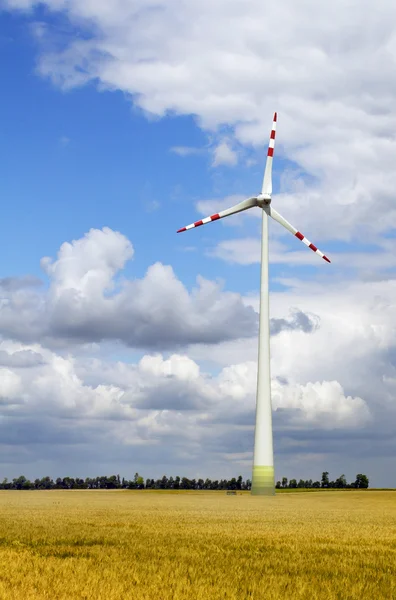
[261,112,277,196]
[267,206,331,263]
[177,197,258,233]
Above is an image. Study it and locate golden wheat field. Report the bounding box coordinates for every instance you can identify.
[0,490,395,600]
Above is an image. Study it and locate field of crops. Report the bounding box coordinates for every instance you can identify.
[0,489,395,599]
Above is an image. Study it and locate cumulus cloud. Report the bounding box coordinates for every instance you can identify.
[186,274,396,446]
[0,339,371,461]
[212,141,238,167]
[0,330,379,485]
[270,309,319,336]
[0,368,22,400]
[0,227,258,348]
[0,227,318,351]
[0,276,42,291]
[255,277,396,419]
[271,379,370,429]
[41,226,134,299]
[0,349,45,368]
[0,261,394,482]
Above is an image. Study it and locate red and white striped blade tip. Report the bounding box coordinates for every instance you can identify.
[177,213,220,233]
[294,231,331,263]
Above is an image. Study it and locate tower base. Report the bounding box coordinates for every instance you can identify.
[251,465,275,496]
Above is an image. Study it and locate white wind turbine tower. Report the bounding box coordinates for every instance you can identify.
[177,113,331,495]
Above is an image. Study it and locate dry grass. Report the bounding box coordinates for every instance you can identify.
[0,490,395,599]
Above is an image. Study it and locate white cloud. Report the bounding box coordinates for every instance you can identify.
[0,368,22,400]
[212,140,238,167]
[208,237,261,265]
[0,228,394,482]
[0,349,45,368]
[170,146,203,157]
[0,228,260,348]
[0,331,389,483]
[271,379,370,429]
[0,338,370,447]
[41,227,133,299]
[186,274,396,436]
[4,0,396,242]
[206,236,330,266]
[138,354,200,381]
[0,229,320,356]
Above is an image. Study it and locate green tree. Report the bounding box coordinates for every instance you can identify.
[13,476,28,490]
[335,474,347,488]
[160,475,169,489]
[289,479,297,488]
[107,475,118,489]
[275,481,281,489]
[354,474,369,489]
[45,477,54,489]
[321,471,329,488]
[282,477,288,488]
[228,478,237,490]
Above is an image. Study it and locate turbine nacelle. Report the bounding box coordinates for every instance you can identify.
[257,193,271,206]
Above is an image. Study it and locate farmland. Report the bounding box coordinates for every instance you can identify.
[0,490,395,599]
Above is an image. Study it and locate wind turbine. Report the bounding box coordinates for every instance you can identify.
[177,113,331,495]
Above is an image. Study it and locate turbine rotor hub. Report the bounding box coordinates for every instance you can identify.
[257,193,271,206]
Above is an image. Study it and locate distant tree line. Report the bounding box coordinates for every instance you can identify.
[275,472,369,489]
[0,471,369,491]
[0,474,251,491]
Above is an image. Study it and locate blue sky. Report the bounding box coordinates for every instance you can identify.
[0,0,396,487]
[0,7,309,295]
[0,12,209,279]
